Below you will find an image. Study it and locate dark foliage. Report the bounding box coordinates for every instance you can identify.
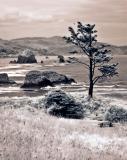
[44,90,84,119]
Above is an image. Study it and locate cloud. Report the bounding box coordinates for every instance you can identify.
[75,0,127,23]
[0,0,74,24]
[0,6,63,24]
[0,11,54,24]
[0,0,126,45]
[0,0,126,24]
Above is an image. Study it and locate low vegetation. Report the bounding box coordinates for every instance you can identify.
[0,100,127,160]
[44,90,84,119]
[105,106,127,123]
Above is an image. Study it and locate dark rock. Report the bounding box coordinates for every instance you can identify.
[99,121,113,128]
[17,49,37,63]
[40,71,75,85]
[9,60,17,64]
[105,106,127,123]
[21,71,76,88]
[9,79,16,84]
[66,60,71,63]
[69,50,78,54]
[0,73,9,83]
[44,90,84,119]
[66,57,77,64]
[58,55,65,63]
[0,73,16,84]
[0,47,6,53]
[21,71,53,88]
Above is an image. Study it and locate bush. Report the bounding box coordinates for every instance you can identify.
[44,90,84,119]
[104,106,127,123]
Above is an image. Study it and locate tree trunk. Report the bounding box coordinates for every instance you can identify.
[88,33,94,99]
[89,81,93,98]
[88,56,93,99]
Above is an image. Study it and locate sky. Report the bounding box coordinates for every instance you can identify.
[0,0,127,45]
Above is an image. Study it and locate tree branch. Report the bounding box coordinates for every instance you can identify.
[68,57,89,68]
[74,37,90,56]
[92,61,96,76]
[93,74,105,85]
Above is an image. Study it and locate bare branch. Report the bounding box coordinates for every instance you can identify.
[68,57,89,68]
[93,74,105,85]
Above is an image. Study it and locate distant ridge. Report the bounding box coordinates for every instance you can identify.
[0,36,127,57]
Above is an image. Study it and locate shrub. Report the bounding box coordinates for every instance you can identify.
[44,90,84,119]
[104,106,127,123]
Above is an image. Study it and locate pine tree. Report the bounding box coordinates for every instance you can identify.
[64,22,118,98]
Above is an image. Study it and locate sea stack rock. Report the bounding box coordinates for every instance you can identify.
[0,73,16,84]
[21,71,76,88]
[17,49,37,64]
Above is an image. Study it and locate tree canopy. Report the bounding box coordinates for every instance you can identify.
[64,22,118,98]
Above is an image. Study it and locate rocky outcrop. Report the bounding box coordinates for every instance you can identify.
[40,71,75,85]
[21,71,75,88]
[17,49,37,63]
[44,90,84,119]
[57,55,65,63]
[0,73,16,84]
[21,71,53,88]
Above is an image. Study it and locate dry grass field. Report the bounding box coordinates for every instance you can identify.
[0,104,127,160]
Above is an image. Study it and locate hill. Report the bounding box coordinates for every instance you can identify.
[0,36,127,57]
